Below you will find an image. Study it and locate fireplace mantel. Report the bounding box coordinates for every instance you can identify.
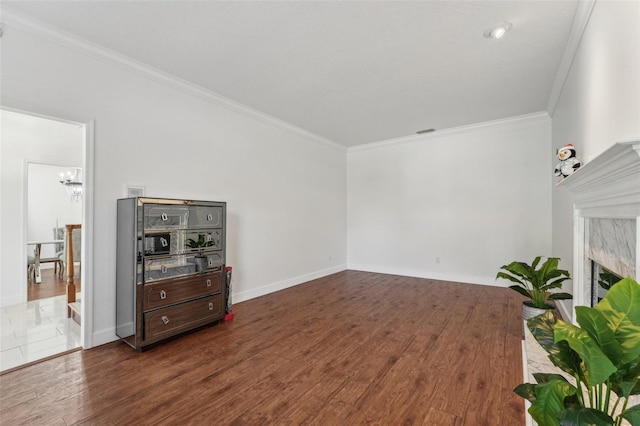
[557,139,640,321]
[558,140,640,215]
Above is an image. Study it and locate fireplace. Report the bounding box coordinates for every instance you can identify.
[585,216,635,307]
[558,140,640,319]
[522,140,640,424]
[589,259,624,307]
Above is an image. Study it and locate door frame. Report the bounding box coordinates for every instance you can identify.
[8,106,95,349]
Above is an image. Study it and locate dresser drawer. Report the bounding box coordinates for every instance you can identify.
[188,205,223,228]
[205,252,224,269]
[142,255,196,282]
[184,229,222,252]
[139,254,224,283]
[144,295,224,340]
[143,272,223,311]
[144,204,189,230]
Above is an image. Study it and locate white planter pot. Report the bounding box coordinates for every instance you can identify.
[522,303,554,337]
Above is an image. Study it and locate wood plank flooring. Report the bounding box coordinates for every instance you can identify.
[27,268,82,301]
[0,270,525,425]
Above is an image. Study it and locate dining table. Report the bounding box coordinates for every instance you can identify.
[27,240,64,284]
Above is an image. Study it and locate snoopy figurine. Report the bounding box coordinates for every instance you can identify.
[554,143,581,178]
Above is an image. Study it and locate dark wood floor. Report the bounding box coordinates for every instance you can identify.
[1,270,525,425]
[27,268,82,301]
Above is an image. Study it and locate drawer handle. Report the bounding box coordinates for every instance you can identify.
[206,279,211,287]
[207,213,213,221]
[160,290,167,300]
[208,302,214,311]
[161,316,169,325]
[161,265,167,274]
[161,213,168,221]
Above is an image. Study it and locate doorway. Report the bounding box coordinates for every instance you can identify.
[0,109,92,372]
[27,162,83,301]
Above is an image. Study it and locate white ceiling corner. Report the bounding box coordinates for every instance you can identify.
[545,0,597,116]
[1,1,580,148]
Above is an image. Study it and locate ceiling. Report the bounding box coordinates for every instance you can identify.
[1,1,579,147]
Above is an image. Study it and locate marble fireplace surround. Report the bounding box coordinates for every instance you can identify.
[521,140,640,426]
[557,139,640,321]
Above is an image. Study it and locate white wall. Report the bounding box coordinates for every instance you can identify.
[1,22,347,345]
[0,110,83,306]
[347,114,553,286]
[551,0,640,308]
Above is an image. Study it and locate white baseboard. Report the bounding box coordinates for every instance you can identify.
[0,294,23,308]
[232,264,347,304]
[90,327,119,349]
[347,263,499,287]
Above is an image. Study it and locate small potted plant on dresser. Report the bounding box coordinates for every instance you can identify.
[496,256,572,330]
[187,234,213,272]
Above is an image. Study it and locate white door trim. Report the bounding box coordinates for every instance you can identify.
[5,106,95,350]
[81,120,95,349]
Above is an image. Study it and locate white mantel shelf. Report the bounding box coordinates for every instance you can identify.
[557,139,640,216]
[556,138,640,320]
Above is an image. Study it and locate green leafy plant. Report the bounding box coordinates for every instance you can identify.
[515,277,640,426]
[599,268,622,292]
[496,256,572,309]
[186,234,214,254]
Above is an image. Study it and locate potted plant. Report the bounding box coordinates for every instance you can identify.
[514,277,640,426]
[187,234,213,272]
[496,256,572,324]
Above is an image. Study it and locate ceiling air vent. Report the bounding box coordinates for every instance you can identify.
[416,129,435,135]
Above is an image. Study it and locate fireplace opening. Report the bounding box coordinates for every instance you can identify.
[589,259,623,307]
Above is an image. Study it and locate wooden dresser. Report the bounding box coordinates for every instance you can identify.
[116,197,226,350]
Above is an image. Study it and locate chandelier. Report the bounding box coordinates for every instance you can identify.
[59,168,83,201]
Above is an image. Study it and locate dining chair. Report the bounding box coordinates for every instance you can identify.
[52,227,65,274]
[27,249,37,282]
[34,228,65,275]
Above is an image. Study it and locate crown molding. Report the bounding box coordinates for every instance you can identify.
[545,0,597,116]
[348,111,551,153]
[0,8,346,153]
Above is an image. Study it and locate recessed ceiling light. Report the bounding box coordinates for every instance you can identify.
[484,22,512,39]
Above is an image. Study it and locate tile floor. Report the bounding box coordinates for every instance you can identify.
[0,295,81,372]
